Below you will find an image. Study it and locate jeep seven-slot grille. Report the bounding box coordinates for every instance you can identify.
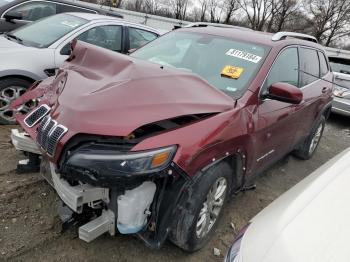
[36,116,68,157]
[24,104,51,127]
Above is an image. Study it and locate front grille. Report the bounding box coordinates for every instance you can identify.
[24,104,51,127]
[36,116,68,157]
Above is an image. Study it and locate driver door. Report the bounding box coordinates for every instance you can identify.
[252,47,301,173]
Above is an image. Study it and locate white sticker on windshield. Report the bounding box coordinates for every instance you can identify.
[226,49,262,64]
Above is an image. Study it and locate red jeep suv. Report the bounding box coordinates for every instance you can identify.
[12,27,333,251]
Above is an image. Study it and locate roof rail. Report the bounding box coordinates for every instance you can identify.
[272,32,318,43]
[183,22,252,31]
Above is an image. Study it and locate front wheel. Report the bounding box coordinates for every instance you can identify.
[293,116,325,160]
[169,161,232,252]
[0,77,33,125]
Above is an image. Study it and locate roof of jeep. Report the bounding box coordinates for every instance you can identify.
[179,26,322,49]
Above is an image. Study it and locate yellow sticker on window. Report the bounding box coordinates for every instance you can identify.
[221,66,244,79]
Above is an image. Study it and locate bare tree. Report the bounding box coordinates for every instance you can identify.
[266,0,299,32]
[305,0,350,45]
[144,0,162,14]
[223,0,239,23]
[198,0,209,21]
[208,0,224,22]
[238,0,274,31]
[170,0,191,20]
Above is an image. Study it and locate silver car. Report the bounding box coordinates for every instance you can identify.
[0,12,159,124]
[226,147,350,262]
[326,47,350,117]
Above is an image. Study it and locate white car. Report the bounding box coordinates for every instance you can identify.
[0,12,159,124]
[226,147,350,262]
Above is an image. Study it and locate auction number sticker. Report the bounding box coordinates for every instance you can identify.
[226,49,262,64]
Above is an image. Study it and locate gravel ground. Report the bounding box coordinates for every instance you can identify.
[0,114,349,262]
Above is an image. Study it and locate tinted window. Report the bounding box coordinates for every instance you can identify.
[329,57,350,75]
[77,25,122,52]
[0,0,15,8]
[300,48,320,86]
[265,47,299,89]
[5,1,56,21]
[131,31,268,97]
[318,52,328,76]
[128,27,158,49]
[56,3,96,14]
[11,13,87,47]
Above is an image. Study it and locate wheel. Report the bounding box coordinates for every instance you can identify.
[0,77,33,125]
[293,116,325,160]
[169,161,232,252]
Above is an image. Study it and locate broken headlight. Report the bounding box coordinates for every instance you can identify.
[66,145,177,175]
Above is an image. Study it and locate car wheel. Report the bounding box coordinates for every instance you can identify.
[0,78,33,125]
[169,161,232,252]
[293,116,325,160]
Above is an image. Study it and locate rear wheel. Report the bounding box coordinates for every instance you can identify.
[169,161,232,252]
[293,116,325,160]
[0,78,33,125]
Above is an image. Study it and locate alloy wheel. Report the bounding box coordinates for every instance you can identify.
[196,177,227,239]
[0,86,31,123]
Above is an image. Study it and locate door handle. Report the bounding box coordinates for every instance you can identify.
[322,87,329,93]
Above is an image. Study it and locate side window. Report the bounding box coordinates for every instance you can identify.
[128,27,158,50]
[318,51,329,76]
[5,1,56,21]
[77,25,122,52]
[265,47,299,89]
[299,48,320,86]
[56,4,96,14]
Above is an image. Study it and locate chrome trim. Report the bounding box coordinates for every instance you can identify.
[23,104,51,127]
[36,116,68,157]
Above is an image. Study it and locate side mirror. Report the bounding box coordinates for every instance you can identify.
[265,82,303,104]
[4,12,23,22]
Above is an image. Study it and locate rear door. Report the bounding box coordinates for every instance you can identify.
[293,47,332,143]
[253,47,301,173]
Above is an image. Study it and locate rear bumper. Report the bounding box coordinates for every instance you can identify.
[332,97,350,117]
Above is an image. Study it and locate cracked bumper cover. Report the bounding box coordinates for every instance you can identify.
[11,129,41,155]
[49,163,109,213]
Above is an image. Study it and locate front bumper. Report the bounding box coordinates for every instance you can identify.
[50,163,109,213]
[332,97,350,117]
[10,132,192,248]
[11,129,41,155]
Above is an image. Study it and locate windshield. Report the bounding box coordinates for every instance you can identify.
[0,0,15,8]
[9,14,88,48]
[329,57,350,75]
[131,31,268,96]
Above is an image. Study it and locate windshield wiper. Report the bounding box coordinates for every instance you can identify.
[4,33,23,43]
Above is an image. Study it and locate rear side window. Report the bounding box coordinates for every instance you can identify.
[318,51,329,76]
[128,27,158,49]
[77,25,122,52]
[265,47,299,89]
[300,48,320,86]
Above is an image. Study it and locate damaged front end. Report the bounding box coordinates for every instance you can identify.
[11,41,234,248]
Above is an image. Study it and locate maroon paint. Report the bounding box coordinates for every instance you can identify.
[13,28,333,180]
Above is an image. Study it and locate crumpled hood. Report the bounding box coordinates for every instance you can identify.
[43,41,234,137]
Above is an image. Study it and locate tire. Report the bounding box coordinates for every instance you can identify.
[293,116,325,160]
[169,161,232,252]
[0,77,33,125]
